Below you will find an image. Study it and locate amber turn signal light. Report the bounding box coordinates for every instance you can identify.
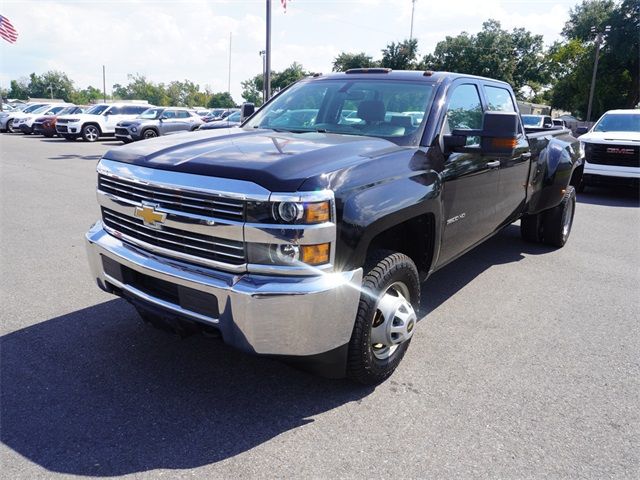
[490,137,518,149]
[300,243,330,265]
[304,201,331,223]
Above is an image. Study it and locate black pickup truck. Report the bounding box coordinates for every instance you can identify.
[86,70,580,384]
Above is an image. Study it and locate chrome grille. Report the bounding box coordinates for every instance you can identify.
[102,207,246,265]
[98,174,245,221]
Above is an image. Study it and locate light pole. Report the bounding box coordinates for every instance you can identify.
[586,25,611,122]
[409,0,416,42]
[48,84,54,99]
[265,0,272,101]
[259,50,266,104]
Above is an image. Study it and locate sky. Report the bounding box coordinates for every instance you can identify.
[0,0,581,103]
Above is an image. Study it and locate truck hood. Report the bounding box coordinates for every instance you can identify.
[103,128,404,191]
[580,131,640,145]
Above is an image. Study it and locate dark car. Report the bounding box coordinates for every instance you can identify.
[32,106,84,137]
[198,110,241,130]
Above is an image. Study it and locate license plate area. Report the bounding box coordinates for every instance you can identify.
[102,255,219,319]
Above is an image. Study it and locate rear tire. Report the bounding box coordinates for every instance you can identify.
[346,250,420,385]
[542,186,576,247]
[81,124,100,142]
[521,213,543,243]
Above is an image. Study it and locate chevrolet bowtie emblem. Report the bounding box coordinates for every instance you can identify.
[134,204,166,227]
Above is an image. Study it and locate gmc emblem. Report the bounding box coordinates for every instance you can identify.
[606,147,635,155]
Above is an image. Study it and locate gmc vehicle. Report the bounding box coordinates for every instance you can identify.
[115,107,203,142]
[86,70,580,384]
[56,102,152,142]
[577,109,639,190]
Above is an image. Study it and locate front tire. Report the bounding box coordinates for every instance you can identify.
[142,128,158,139]
[6,119,17,133]
[81,124,100,142]
[347,251,420,385]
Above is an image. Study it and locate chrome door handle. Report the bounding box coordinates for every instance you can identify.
[486,161,501,169]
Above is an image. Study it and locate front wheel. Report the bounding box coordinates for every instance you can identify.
[347,251,420,385]
[6,119,17,133]
[142,129,158,139]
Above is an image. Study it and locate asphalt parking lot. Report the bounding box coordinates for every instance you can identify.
[1,132,638,479]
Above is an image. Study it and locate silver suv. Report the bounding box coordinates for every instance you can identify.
[115,107,203,142]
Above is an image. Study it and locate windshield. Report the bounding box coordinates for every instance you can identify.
[32,105,54,114]
[228,111,241,122]
[58,106,78,115]
[85,104,109,115]
[138,107,163,119]
[244,78,436,145]
[23,104,47,113]
[593,113,640,133]
[522,115,543,126]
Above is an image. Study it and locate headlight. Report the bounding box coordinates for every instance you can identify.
[248,200,331,224]
[248,242,331,266]
[131,127,137,132]
[579,141,585,157]
[66,118,80,123]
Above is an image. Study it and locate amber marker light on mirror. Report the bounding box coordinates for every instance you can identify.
[300,243,330,265]
[490,137,518,149]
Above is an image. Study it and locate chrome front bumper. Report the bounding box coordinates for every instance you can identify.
[86,221,363,357]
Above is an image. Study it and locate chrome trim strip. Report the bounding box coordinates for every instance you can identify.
[104,273,220,325]
[102,209,244,252]
[247,263,334,275]
[102,223,247,272]
[98,158,271,202]
[98,191,244,241]
[269,190,335,204]
[244,222,336,245]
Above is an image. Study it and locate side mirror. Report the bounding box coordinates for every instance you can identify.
[576,126,589,136]
[240,102,255,122]
[450,111,519,157]
[103,111,111,116]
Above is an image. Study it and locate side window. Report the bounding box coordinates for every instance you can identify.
[163,110,177,119]
[484,86,515,112]
[446,84,483,145]
[135,106,149,114]
[108,106,122,115]
[178,110,190,118]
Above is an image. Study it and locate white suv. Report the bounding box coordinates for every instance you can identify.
[1,103,50,133]
[578,109,640,191]
[56,103,153,142]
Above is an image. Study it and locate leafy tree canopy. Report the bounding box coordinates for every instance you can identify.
[332,52,377,72]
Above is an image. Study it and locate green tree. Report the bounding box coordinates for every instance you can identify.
[113,74,169,105]
[207,92,236,108]
[8,78,29,99]
[69,85,104,104]
[332,52,377,72]
[422,20,550,98]
[241,62,309,105]
[380,39,419,70]
[549,0,639,118]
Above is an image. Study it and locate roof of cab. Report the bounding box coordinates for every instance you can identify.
[313,69,512,87]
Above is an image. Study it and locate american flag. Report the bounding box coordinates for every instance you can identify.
[0,15,18,44]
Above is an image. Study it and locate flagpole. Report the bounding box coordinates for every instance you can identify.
[265,0,272,101]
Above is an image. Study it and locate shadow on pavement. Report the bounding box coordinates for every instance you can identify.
[0,225,563,476]
[577,186,639,208]
[0,299,372,476]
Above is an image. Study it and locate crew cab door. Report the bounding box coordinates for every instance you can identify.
[438,82,499,266]
[481,84,531,226]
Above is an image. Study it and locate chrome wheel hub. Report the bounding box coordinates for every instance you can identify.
[86,126,98,141]
[370,281,416,360]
